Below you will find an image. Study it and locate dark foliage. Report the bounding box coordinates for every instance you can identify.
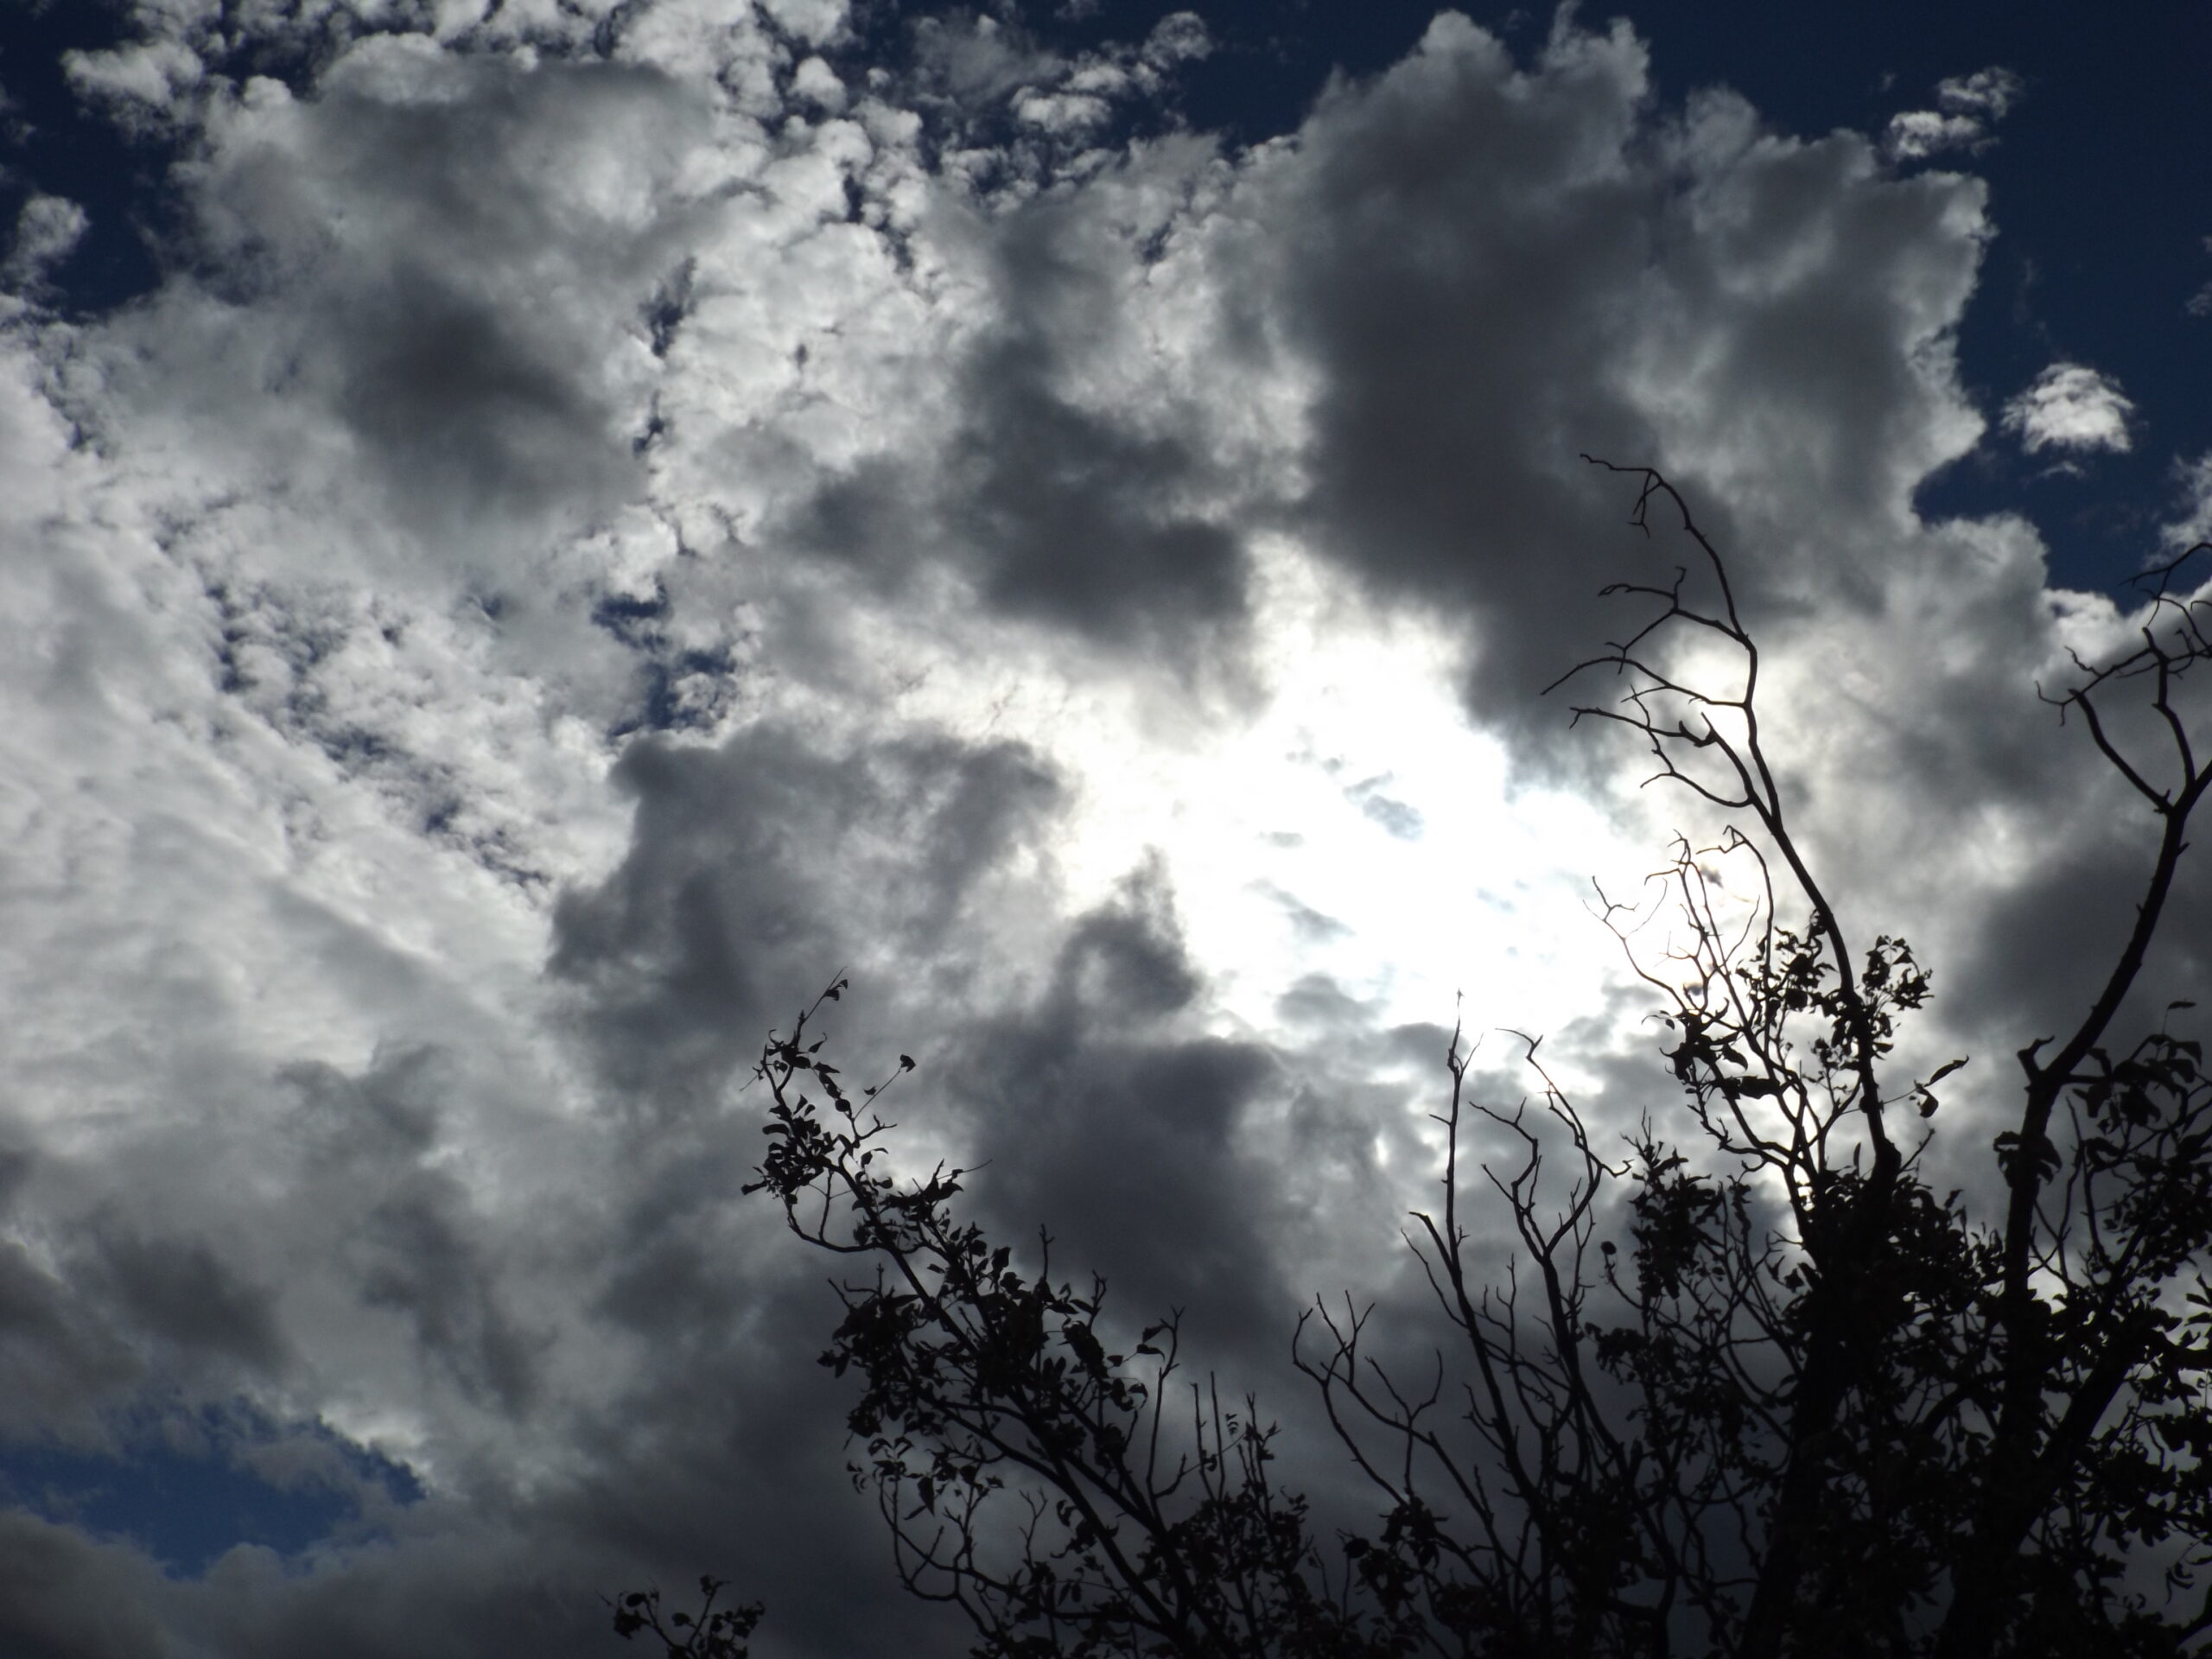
[620,462,2212,1657]
[610,1577,764,1658]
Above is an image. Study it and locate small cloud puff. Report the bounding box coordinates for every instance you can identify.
[1936,67,2024,120]
[1345,776,1424,842]
[791,56,846,112]
[2166,454,2212,552]
[2002,363,2135,456]
[62,37,205,133]
[3,195,89,292]
[1885,111,1986,161]
[1884,65,2023,161]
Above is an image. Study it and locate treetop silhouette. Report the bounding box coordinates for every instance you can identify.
[620,461,2212,1657]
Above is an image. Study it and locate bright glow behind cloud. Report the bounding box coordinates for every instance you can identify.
[1,5,2204,1656]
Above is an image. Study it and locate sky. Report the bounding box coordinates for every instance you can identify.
[0,1,2208,1655]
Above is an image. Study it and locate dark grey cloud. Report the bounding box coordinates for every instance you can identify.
[0,1233,139,1442]
[277,1046,547,1413]
[1269,21,1659,727]
[1255,21,1988,747]
[950,330,1245,645]
[549,815,1465,1654]
[1344,773,1423,840]
[0,1511,175,1659]
[1951,785,2212,1052]
[283,57,686,522]
[0,1141,296,1443]
[550,721,1064,1108]
[561,1265,978,1659]
[791,188,1250,661]
[950,865,1288,1344]
[84,43,712,565]
[334,267,623,525]
[82,1224,288,1377]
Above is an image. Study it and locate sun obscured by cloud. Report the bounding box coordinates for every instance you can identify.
[0,3,2207,1655]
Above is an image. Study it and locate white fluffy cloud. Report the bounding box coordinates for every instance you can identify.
[0,5,2205,1655]
[2003,360,2137,454]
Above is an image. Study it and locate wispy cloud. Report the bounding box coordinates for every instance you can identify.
[1885,65,2024,160]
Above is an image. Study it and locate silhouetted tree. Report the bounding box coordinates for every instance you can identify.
[620,462,2212,1657]
[610,1577,763,1657]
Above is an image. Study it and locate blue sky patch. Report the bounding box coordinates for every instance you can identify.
[0,1408,424,1578]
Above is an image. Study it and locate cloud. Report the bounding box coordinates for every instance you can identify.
[0,4,2203,1654]
[911,9,1209,129]
[1884,65,2024,160]
[2003,361,2136,454]
[1936,67,2025,120]
[945,862,1295,1346]
[3,195,90,295]
[0,1510,179,1659]
[1884,109,1988,161]
[1266,19,1989,733]
[548,721,1065,1108]
[2167,452,2212,550]
[61,36,205,134]
[1007,10,1211,136]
